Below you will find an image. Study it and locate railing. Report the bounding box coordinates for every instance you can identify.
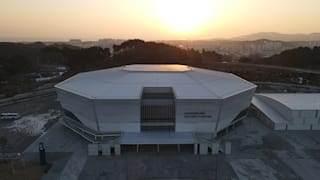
[61,117,121,143]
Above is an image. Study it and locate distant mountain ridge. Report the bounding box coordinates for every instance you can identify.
[164,38,320,57]
[232,32,320,41]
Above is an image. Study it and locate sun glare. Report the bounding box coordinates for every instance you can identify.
[153,0,215,34]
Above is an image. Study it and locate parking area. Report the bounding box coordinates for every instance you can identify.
[0,94,60,153]
[78,117,320,180]
[79,154,233,180]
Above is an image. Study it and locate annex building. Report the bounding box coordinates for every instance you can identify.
[55,64,256,155]
[253,93,320,130]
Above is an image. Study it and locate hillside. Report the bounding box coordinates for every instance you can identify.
[240,47,320,70]
[164,39,320,58]
[112,39,204,65]
[0,42,111,96]
[0,40,226,96]
[232,32,320,41]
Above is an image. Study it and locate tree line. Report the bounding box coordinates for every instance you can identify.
[0,39,227,80]
[2,39,318,82]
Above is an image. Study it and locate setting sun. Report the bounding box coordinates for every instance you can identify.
[153,0,216,34]
[1,0,320,40]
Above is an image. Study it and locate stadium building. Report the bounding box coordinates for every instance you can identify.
[55,64,256,154]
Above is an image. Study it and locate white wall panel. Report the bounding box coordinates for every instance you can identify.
[57,88,255,134]
[303,117,318,125]
[217,89,255,131]
[176,100,219,122]
[312,124,320,130]
[291,110,317,124]
[94,100,140,132]
[301,110,317,118]
[175,100,219,132]
[257,94,293,122]
[56,89,98,131]
[287,123,311,130]
[274,123,287,130]
[94,100,140,123]
[291,111,302,124]
[98,122,139,132]
[176,122,216,133]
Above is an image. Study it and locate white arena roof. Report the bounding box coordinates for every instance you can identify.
[123,64,191,72]
[256,93,320,110]
[55,64,256,100]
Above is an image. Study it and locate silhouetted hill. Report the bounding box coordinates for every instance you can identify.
[164,39,320,58]
[0,42,112,96]
[0,42,111,79]
[0,40,227,80]
[233,32,320,41]
[113,39,203,65]
[0,40,228,96]
[240,47,320,70]
[1,40,319,97]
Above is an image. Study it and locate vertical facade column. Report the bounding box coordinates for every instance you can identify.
[194,144,198,155]
[214,99,224,138]
[225,142,232,155]
[91,99,100,131]
[114,144,121,155]
[102,144,111,156]
[199,144,208,155]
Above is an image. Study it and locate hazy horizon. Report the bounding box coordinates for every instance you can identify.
[1,0,320,41]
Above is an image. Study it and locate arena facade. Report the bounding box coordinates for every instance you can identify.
[55,64,256,154]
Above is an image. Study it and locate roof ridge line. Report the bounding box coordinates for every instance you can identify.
[184,72,222,98]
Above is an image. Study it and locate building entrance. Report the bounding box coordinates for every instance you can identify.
[141,87,175,131]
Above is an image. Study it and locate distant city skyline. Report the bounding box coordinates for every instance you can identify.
[1,0,320,41]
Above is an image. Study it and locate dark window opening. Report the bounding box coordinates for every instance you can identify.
[141,87,176,132]
[63,108,82,124]
[232,108,249,122]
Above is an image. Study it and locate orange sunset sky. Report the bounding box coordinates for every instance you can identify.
[1,0,320,41]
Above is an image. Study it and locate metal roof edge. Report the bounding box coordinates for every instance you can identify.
[222,86,257,99]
